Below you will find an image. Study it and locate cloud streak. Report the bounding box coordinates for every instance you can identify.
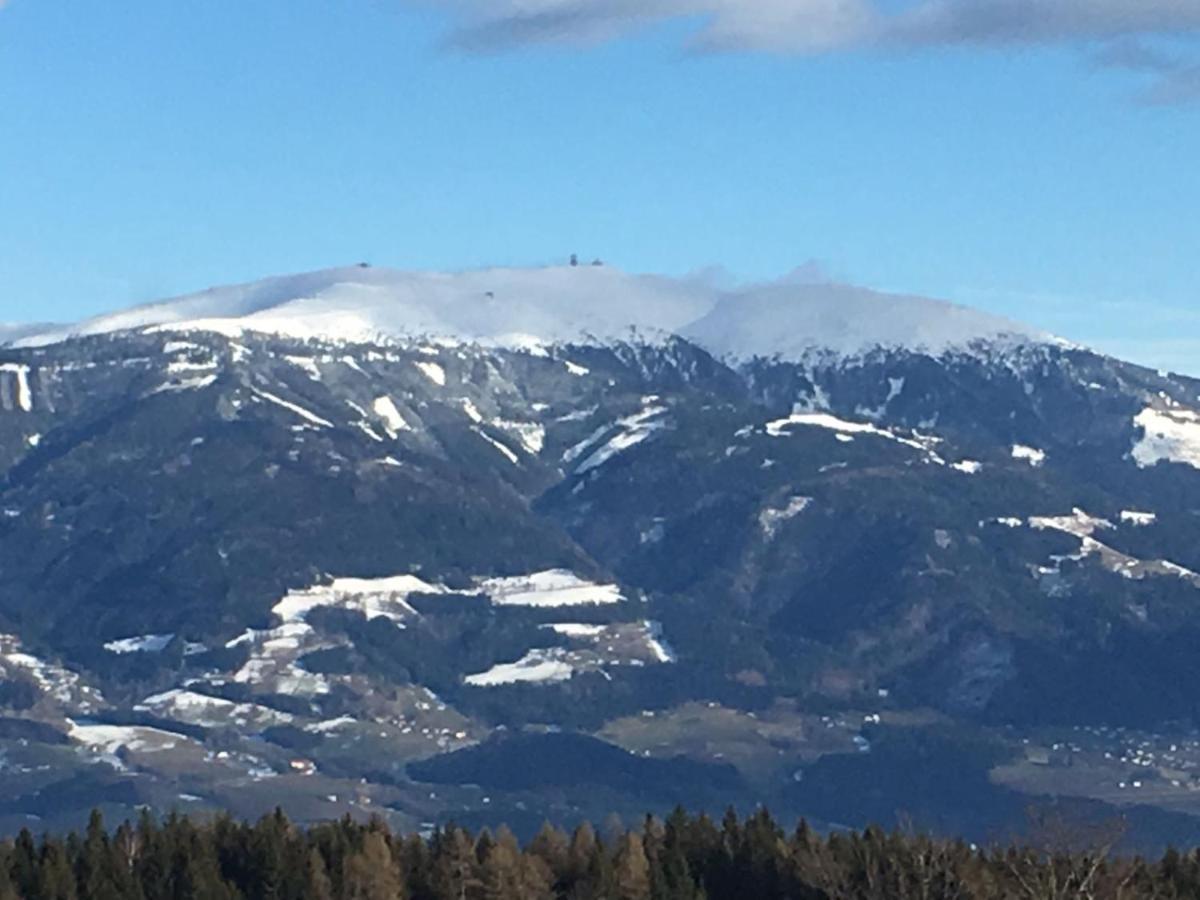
[420,0,1200,52]
[1093,38,1200,105]
[417,0,1200,101]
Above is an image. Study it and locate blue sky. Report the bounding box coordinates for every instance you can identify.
[0,0,1197,371]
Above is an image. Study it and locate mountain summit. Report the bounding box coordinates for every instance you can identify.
[11,265,1046,360]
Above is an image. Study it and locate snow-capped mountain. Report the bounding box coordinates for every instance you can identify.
[11,264,1046,360]
[3,266,1200,844]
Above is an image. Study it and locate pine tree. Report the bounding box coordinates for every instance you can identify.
[480,833,521,900]
[79,810,124,900]
[110,821,143,900]
[434,828,482,900]
[567,823,598,885]
[527,822,570,885]
[11,829,39,899]
[0,847,20,900]
[36,840,77,900]
[305,848,334,900]
[345,832,405,900]
[614,834,652,900]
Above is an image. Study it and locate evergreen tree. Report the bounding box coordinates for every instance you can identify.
[305,848,334,900]
[11,829,39,899]
[434,828,482,900]
[480,833,521,900]
[36,840,77,900]
[527,822,570,886]
[567,823,598,886]
[614,834,652,900]
[78,810,124,900]
[345,832,405,900]
[0,846,20,900]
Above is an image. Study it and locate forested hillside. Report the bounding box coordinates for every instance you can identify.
[3,807,1200,900]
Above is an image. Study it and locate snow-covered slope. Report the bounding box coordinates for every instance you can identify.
[682,282,1042,359]
[11,265,1048,361]
[0,322,58,346]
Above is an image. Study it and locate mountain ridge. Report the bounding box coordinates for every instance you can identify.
[8,264,1050,363]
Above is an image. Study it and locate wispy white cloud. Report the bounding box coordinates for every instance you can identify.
[418,0,1200,51]
[415,0,1200,102]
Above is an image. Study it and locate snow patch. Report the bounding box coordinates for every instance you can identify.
[759,496,812,540]
[414,361,446,386]
[0,634,103,712]
[152,373,218,394]
[272,574,442,625]
[252,388,333,428]
[1012,445,1046,467]
[767,411,942,462]
[474,427,520,464]
[104,634,174,655]
[480,570,624,608]
[0,363,32,411]
[575,400,667,474]
[1030,508,1114,539]
[1120,510,1157,527]
[643,620,677,663]
[136,689,293,729]
[372,395,410,438]
[460,398,484,423]
[283,355,323,380]
[465,649,574,686]
[69,722,186,755]
[1132,407,1200,470]
[546,623,607,638]
[494,420,545,455]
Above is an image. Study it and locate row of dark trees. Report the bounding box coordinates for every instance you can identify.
[2,806,1200,900]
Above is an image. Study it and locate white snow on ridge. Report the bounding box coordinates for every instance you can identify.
[136,689,292,729]
[252,388,333,428]
[465,649,575,686]
[1121,510,1157,527]
[480,570,624,607]
[1003,509,1199,590]
[546,623,608,638]
[104,633,175,655]
[766,411,942,462]
[272,574,442,625]
[474,427,520,464]
[575,400,667,474]
[1132,407,1200,470]
[0,633,103,712]
[151,373,218,394]
[682,280,1041,360]
[1029,508,1114,539]
[10,265,1049,363]
[69,722,187,756]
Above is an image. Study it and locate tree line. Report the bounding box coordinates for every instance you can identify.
[1,806,1198,899]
